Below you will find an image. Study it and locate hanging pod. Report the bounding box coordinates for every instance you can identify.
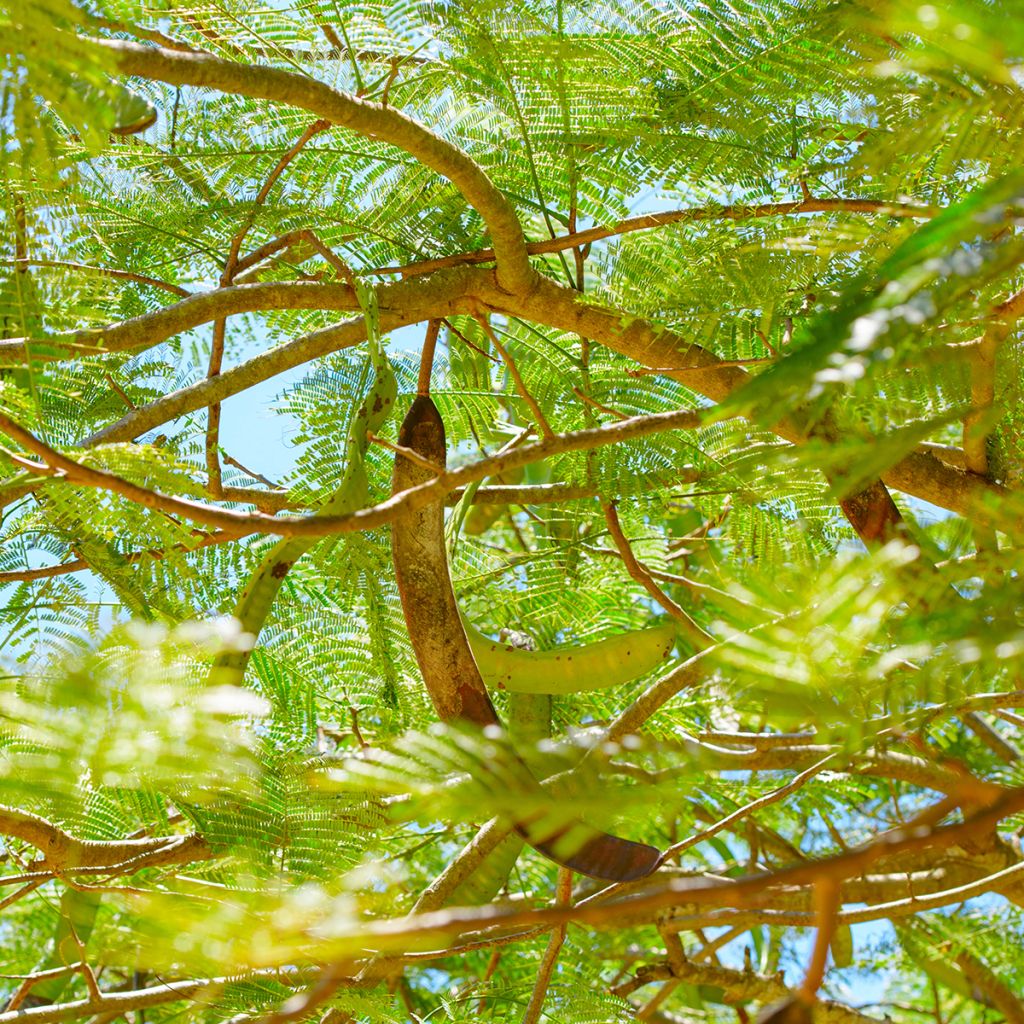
[391,395,662,882]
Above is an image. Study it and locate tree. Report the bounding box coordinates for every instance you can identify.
[1,0,1023,1021]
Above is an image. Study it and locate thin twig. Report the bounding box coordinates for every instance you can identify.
[476,315,555,439]
[603,501,714,649]
[964,711,1022,763]
[367,433,442,473]
[442,318,500,363]
[66,924,103,1007]
[520,869,572,1024]
[380,58,401,107]
[692,925,745,963]
[636,980,679,1020]
[232,229,355,283]
[362,198,938,279]
[0,260,190,297]
[663,756,836,861]
[0,879,46,914]
[221,454,280,489]
[571,386,627,421]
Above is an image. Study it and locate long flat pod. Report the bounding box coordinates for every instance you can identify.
[211,284,395,687]
[391,395,661,882]
[465,620,677,695]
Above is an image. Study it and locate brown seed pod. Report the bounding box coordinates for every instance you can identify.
[391,395,662,882]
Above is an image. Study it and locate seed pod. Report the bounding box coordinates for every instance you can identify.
[212,286,396,688]
[391,395,662,882]
[465,620,677,695]
[464,466,525,535]
[391,396,498,726]
[830,923,854,969]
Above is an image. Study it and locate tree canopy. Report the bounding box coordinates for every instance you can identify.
[2,1,1024,1022]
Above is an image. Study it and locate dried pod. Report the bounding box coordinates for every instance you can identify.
[391,396,662,882]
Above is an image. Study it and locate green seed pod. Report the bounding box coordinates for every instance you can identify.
[831,922,854,968]
[464,620,677,695]
[212,284,396,687]
[463,465,525,535]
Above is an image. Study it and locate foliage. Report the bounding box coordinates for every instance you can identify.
[1,1,1023,1022]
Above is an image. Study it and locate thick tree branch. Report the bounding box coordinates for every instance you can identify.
[84,37,535,294]
[0,280,358,365]
[0,484,649,585]
[0,804,212,873]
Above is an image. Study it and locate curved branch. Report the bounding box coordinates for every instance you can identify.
[0,484,636,573]
[3,407,708,540]
[479,273,1008,526]
[0,559,88,583]
[0,281,357,365]
[0,804,212,872]
[84,36,534,294]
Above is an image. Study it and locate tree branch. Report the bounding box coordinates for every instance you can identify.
[74,269,483,447]
[662,755,836,861]
[603,502,714,648]
[0,280,358,365]
[612,958,873,1024]
[480,274,1007,527]
[520,869,571,1024]
[321,785,1024,951]
[0,259,190,297]
[2,406,709,540]
[0,969,305,1024]
[955,949,1024,1024]
[0,804,212,873]
[963,285,1024,480]
[4,271,1006,532]
[85,37,535,294]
